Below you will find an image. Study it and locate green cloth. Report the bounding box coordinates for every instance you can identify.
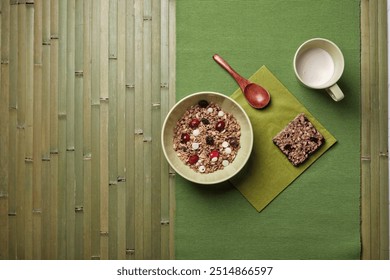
[230,66,337,212]
[176,0,361,259]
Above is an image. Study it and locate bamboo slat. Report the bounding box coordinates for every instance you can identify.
[116,0,127,260]
[151,0,162,260]
[160,0,170,260]
[57,0,68,260]
[66,0,76,260]
[0,0,175,260]
[108,0,118,260]
[82,0,92,260]
[49,0,59,260]
[99,0,109,260]
[99,100,109,260]
[8,2,18,259]
[16,2,27,260]
[142,0,153,260]
[368,0,380,260]
[168,0,176,260]
[41,0,52,260]
[377,0,389,260]
[25,2,34,260]
[74,0,84,260]
[134,0,145,260]
[361,0,389,260]
[125,0,136,260]
[32,0,43,260]
[360,0,371,260]
[90,0,101,260]
[0,0,10,261]
[90,103,101,260]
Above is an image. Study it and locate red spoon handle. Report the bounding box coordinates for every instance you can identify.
[213,54,249,92]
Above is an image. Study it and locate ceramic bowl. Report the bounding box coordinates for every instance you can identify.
[161,91,253,184]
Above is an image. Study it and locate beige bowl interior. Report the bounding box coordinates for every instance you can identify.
[161,91,253,185]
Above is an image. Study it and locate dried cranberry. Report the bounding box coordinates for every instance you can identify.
[188,154,199,165]
[181,133,190,143]
[209,150,219,159]
[189,118,200,128]
[215,120,225,132]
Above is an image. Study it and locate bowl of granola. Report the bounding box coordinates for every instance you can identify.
[161,91,253,184]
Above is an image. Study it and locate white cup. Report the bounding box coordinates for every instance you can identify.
[293,38,344,101]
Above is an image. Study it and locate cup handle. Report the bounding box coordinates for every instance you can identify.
[326,84,344,101]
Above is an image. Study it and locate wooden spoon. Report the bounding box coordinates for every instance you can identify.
[213,54,271,109]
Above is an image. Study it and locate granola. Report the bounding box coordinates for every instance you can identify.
[173,100,241,173]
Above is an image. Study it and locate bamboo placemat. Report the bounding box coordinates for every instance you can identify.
[0,0,176,260]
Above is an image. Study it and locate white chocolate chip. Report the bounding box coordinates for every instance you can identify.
[207,108,213,113]
[192,143,200,150]
[193,129,200,136]
[225,147,232,154]
[222,141,229,148]
[222,160,229,167]
[211,157,218,162]
[198,166,206,173]
[218,111,225,117]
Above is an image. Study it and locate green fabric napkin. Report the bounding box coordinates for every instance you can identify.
[230,66,337,212]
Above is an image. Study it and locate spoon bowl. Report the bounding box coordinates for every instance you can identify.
[244,83,270,109]
[213,54,271,109]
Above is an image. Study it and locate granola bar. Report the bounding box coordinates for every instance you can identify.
[272,113,324,166]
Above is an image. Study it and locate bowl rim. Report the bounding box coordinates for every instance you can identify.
[161,91,253,185]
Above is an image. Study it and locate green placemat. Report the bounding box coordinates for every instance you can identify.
[230,66,337,212]
[176,0,361,260]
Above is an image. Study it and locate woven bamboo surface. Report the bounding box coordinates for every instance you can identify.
[0,0,176,260]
